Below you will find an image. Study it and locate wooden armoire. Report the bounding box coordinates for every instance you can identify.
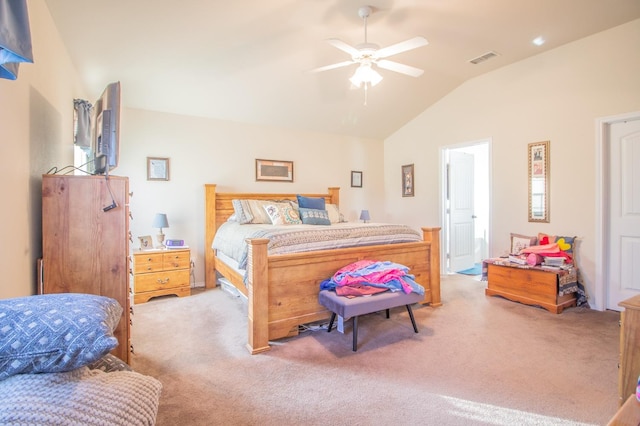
[41,174,131,363]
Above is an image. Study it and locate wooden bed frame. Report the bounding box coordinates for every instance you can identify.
[204,184,441,354]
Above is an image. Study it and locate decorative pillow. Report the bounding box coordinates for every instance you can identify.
[263,203,302,225]
[537,233,576,254]
[555,235,576,254]
[0,293,122,380]
[246,199,277,224]
[510,233,537,254]
[231,199,254,224]
[296,195,326,210]
[299,208,331,225]
[326,204,343,223]
[538,233,557,245]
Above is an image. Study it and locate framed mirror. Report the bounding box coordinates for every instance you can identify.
[528,141,550,222]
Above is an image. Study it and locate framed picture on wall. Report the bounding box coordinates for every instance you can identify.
[402,164,414,197]
[528,141,550,222]
[255,159,294,182]
[147,157,170,181]
[351,171,363,188]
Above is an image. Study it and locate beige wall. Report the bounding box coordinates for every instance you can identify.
[115,108,384,286]
[0,3,384,297]
[384,19,640,310]
[0,2,87,298]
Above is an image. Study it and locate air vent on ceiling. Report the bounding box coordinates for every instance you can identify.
[469,51,499,65]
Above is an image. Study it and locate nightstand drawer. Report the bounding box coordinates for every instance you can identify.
[134,269,189,293]
[163,251,190,270]
[133,253,163,274]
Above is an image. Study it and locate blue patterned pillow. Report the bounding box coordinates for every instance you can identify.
[296,195,325,210]
[299,208,331,225]
[0,293,122,380]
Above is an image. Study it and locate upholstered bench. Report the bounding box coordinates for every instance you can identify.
[318,289,422,351]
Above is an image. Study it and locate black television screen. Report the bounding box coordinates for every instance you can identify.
[93,81,121,174]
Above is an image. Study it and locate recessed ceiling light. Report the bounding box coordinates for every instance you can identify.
[532,36,545,46]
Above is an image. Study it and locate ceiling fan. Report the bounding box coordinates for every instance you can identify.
[310,5,428,89]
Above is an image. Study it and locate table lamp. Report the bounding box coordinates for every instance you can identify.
[360,210,370,223]
[152,213,169,248]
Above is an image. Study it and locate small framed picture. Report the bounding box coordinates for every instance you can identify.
[255,159,293,182]
[402,164,414,197]
[351,171,363,188]
[147,157,170,181]
[138,235,153,250]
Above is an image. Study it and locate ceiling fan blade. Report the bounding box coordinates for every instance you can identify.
[375,36,428,59]
[326,38,361,57]
[376,60,424,77]
[308,60,354,73]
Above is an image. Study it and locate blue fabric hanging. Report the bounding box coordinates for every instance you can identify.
[0,0,34,80]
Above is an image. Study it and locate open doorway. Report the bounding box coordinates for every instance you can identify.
[441,140,491,275]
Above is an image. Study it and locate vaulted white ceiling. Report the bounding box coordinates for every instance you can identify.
[44,0,640,140]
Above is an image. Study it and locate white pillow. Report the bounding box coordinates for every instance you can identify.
[263,203,302,225]
[326,204,342,223]
[510,233,537,254]
[246,200,275,224]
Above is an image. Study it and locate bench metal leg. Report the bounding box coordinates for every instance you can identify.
[327,312,336,333]
[406,305,419,333]
[352,316,358,351]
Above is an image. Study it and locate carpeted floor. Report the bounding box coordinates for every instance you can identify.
[130,274,621,426]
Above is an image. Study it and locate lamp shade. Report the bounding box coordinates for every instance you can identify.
[359,210,371,222]
[152,213,169,229]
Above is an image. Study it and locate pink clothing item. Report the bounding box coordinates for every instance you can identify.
[521,243,559,254]
[331,260,414,293]
[521,243,573,263]
[333,262,406,286]
[526,253,543,266]
[332,259,376,277]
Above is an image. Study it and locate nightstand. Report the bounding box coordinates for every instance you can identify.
[132,248,191,304]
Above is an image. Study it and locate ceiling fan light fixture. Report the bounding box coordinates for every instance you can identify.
[349,64,383,87]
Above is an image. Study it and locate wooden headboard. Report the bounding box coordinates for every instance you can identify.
[203,184,340,287]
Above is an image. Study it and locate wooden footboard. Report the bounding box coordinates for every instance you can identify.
[204,184,441,354]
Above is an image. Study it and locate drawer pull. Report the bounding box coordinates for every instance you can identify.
[157,278,170,284]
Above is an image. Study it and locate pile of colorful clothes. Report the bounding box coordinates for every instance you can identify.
[320,260,424,297]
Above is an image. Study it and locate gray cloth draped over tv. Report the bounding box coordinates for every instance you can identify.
[0,0,34,80]
[74,99,93,148]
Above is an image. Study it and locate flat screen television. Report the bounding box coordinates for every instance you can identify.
[93,81,121,174]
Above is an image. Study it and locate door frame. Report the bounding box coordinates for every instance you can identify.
[595,111,640,311]
[441,138,492,274]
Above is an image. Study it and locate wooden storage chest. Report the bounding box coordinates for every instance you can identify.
[485,262,577,314]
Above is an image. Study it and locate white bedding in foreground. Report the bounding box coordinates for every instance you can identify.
[212,221,422,270]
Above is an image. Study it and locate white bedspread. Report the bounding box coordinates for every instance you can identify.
[212,221,423,270]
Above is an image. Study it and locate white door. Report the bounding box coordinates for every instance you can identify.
[607,118,640,310]
[449,151,475,272]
